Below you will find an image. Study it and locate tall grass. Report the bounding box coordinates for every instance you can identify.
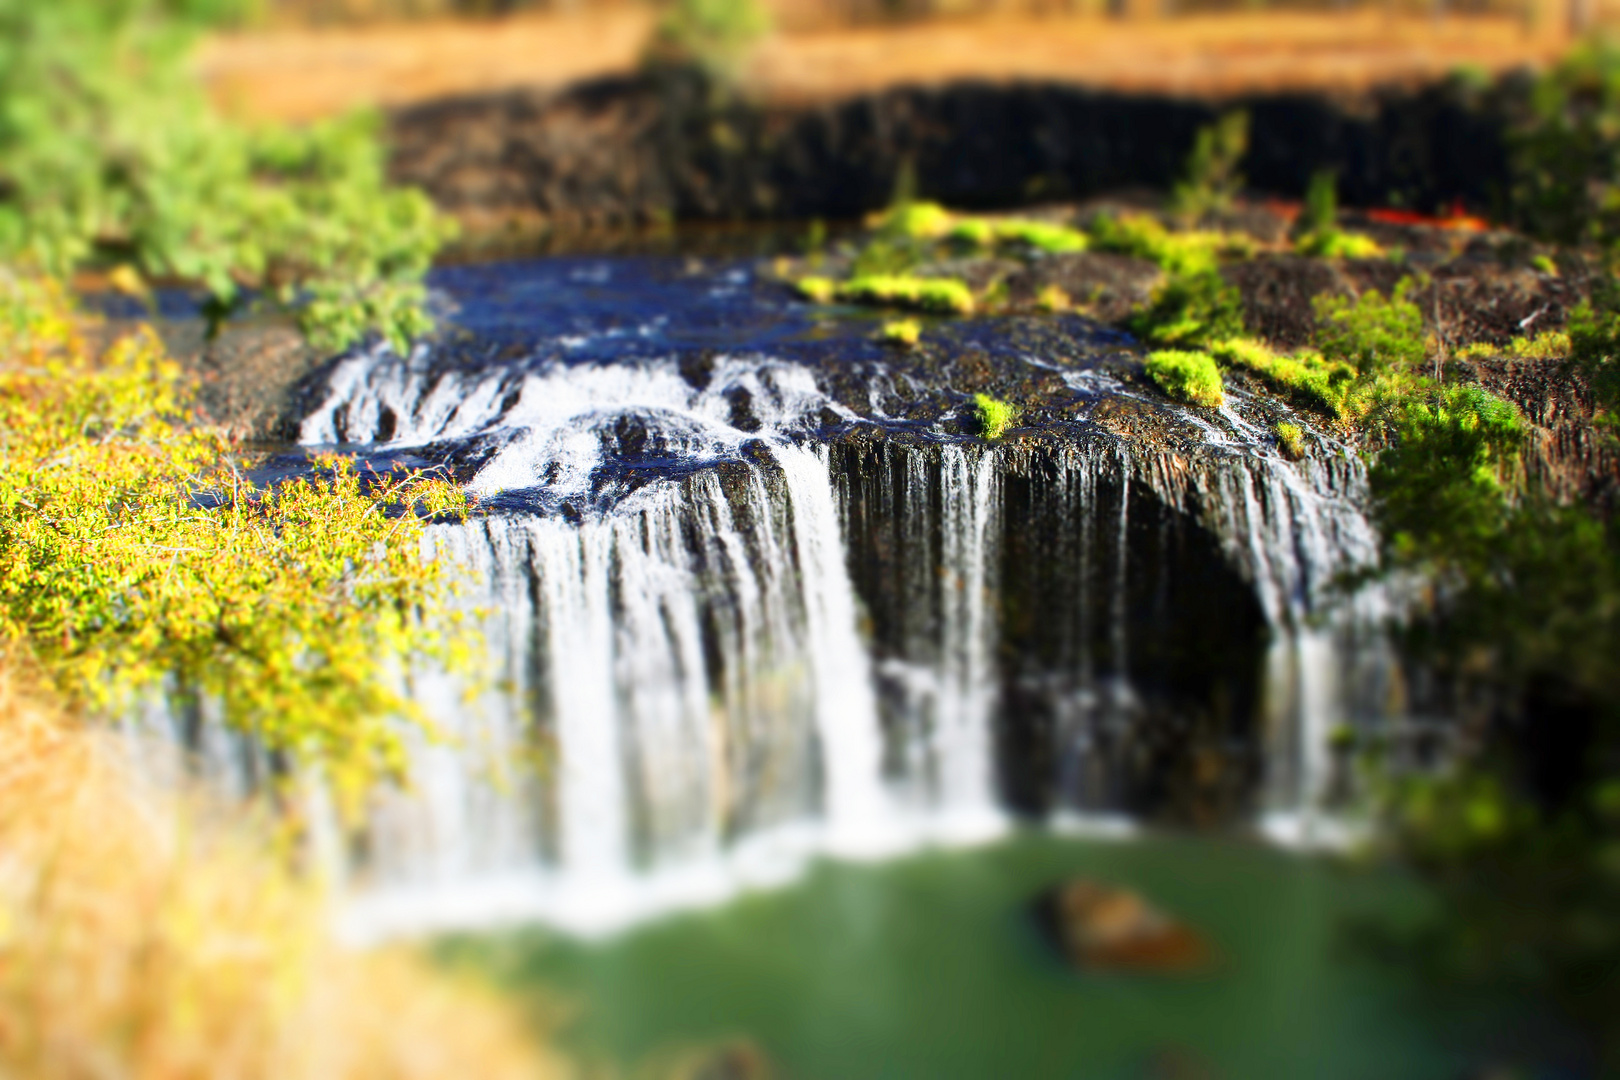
[0,664,565,1080]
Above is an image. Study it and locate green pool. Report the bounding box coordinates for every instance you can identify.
[436,830,1558,1079]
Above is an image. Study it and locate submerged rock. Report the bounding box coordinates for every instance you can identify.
[1035,879,1213,974]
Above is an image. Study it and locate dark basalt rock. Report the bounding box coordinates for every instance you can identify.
[391,68,1521,234]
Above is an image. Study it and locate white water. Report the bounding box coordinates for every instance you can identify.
[140,327,1396,937]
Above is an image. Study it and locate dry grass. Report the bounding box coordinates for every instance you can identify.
[0,664,566,1080]
[199,9,1570,122]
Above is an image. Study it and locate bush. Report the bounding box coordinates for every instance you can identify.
[1169,110,1249,224]
[1371,383,1522,559]
[973,393,1018,439]
[1314,279,1427,377]
[0,0,452,353]
[0,278,473,805]
[1566,280,1620,421]
[1145,349,1224,409]
[645,0,770,86]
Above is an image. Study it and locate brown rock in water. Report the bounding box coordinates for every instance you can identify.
[1035,879,1214,974]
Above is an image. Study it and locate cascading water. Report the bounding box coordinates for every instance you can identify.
[142,257,1398,937]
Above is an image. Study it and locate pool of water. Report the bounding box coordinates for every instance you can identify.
[437,829,1556,1080]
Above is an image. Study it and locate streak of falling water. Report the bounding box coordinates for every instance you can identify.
[933,446,1000,823]
[771,442,892,849]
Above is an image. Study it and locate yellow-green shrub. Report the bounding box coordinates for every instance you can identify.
[1208,336,1357,418]
[0,278,473,807]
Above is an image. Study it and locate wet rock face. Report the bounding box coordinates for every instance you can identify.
[831,437,1271,825]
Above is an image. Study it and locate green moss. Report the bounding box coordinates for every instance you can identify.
[1035,284,1071,313]
[1314,279,1427,376]
[876,200,955,241]
[1088,213,1243,276]
[795,276,837,304]
[1295,230,1384,259]
[973,393,1019,439]
[1455,330,1571,362]
[946,218,996,248]
[1274,421,1305,460]
[1128,268,1245,348]
[876,318,922,347]
[1144,349,1225,408]
[839,275,976,315]
[993,220,1089,254]
[1208,337,1357,418]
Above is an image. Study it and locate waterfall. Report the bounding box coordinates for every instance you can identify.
[129,263,1403,933]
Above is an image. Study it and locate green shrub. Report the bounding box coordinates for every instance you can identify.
[1314,279,1427,376]
[1567,281,1620,420]
[973,393,1018,439]
[0,279,474,806]
[993,219,1088,254]
[1301,169,1338,236]
[645,0,770,85]
[1145,349,1224,408]
[1169,110,1249,224]
[1371,383,1522,557]
[0,0,452,354]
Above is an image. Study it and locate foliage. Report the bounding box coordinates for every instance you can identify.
[0,671,560,1080]
[1566,277,1620,421]
[645,0,770,86]
[1144,349,1224,409]
[1370,383,1523,559]
[1455,329,1571,362]
[973,392,1018,439]
[1169,110,1249,224]
[0,0,452,353]
[0,278,474,806]
[1208,337,1357,418]
[1313,278,1428,377]
[1274,420,1304,460]
[794,276,836,304]
[1507,39,1620,246]
[986,219,1089,255]
[1128,267,1245,349]
[1301,169,1338,237]
[1296,229,1383,260]
[876,318,921,347]
[1086,213,1251,276]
